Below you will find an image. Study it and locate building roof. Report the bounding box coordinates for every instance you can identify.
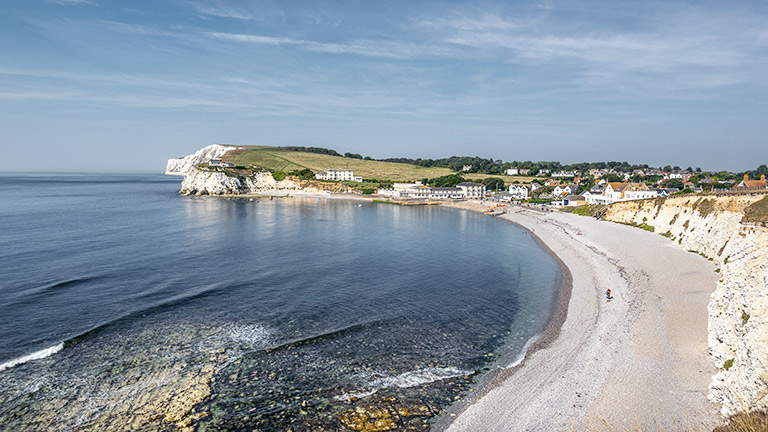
[732,174,767,190]
[457,182,484,187]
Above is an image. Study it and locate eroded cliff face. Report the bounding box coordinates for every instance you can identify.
[165,144,238,176]
[603,194,768,416]
[179,167,354,195]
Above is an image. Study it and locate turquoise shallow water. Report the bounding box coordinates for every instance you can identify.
[0,173,560,430]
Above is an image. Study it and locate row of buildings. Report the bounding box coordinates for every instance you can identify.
[506,180,664,205]
[377,182,486,200]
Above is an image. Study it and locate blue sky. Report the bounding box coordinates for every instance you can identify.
[1,0,766,172]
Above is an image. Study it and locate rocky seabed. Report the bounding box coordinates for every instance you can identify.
[604,194,768,417]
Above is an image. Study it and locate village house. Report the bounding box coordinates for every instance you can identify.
[508,184,531,200]
[208,159,235,168]
[584,182,658,204]
[457,182,486,199]
[315,169,363,182]
[732,174,768,191]
[552,194,587,207]
[506,168,520,176]
[552,171,575,178]
[649,187,679,197]
[553,183,578,196]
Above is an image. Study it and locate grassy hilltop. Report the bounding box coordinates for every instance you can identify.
[222,146,538,183]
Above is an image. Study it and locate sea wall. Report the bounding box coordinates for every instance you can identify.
[602,193,768,416]
[165,144,238,176]
[179,166,353,195]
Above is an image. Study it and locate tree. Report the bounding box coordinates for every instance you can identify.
[663,179,684,189]
[429,174,465,187]
[481,177,505,191]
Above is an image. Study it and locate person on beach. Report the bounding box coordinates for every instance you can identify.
[606,288,612,300]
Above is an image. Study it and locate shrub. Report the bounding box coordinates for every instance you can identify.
[272,171,286,181]
[743,311,750,324]
[724,358,734,371]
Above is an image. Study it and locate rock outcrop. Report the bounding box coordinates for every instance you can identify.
[602,193,768,416]
[165,144,238,176]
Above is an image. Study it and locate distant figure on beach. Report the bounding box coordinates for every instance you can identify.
[606,288,612,301]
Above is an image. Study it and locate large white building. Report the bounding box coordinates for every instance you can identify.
[584,182,658,204]
[315,169,363,182]
[457,182,486,199]
[376,182,482,200]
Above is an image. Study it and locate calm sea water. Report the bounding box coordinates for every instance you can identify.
[0,173,560,431]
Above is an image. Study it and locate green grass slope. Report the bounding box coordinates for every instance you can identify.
[223,146,539,183]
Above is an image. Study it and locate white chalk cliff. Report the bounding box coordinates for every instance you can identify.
[167,145,354,195]
[604,194,768,417]
[165,144,238,176]
[179,167,341,195]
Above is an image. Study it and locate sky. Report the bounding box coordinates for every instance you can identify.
[1,0,767,172]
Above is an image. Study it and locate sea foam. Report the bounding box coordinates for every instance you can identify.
[335,366,472,401]
[0,343,64,372]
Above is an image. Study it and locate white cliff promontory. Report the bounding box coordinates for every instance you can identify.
[178,166,353,196]
[165,144,238,176]
[603,193,768,417]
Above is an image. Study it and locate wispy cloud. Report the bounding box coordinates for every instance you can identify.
[189,1,254,20]
[46,0,96,5]
[205,31,449,59]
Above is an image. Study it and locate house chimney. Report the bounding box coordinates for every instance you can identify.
[744,173,749,181]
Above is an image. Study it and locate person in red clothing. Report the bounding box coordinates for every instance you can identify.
[606,288,612,300]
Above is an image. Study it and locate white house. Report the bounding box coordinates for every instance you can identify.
[316,169,363,182]
[508,184,530,200]
[457,182,486,199]
[585,182,658,204]
[506,168,531,175]
[553,184,578,196]
[552,171,575,178]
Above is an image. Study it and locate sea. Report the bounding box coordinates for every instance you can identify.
[0,173,561,431]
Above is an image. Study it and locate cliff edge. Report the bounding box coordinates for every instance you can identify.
[602,193,768,417]
[165,144,238,176]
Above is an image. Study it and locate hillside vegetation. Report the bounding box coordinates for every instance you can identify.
[223,146,539,183]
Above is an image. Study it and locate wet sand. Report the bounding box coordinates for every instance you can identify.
[443,202,720,431]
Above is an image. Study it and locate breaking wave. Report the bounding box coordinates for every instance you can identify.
[0,343,64,373]
[335,366,472,401]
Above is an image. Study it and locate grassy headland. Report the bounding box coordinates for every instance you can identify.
[223,146,540,184]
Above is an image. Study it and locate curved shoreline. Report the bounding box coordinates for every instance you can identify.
[430,203,573,430]
[442,201,721,431]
